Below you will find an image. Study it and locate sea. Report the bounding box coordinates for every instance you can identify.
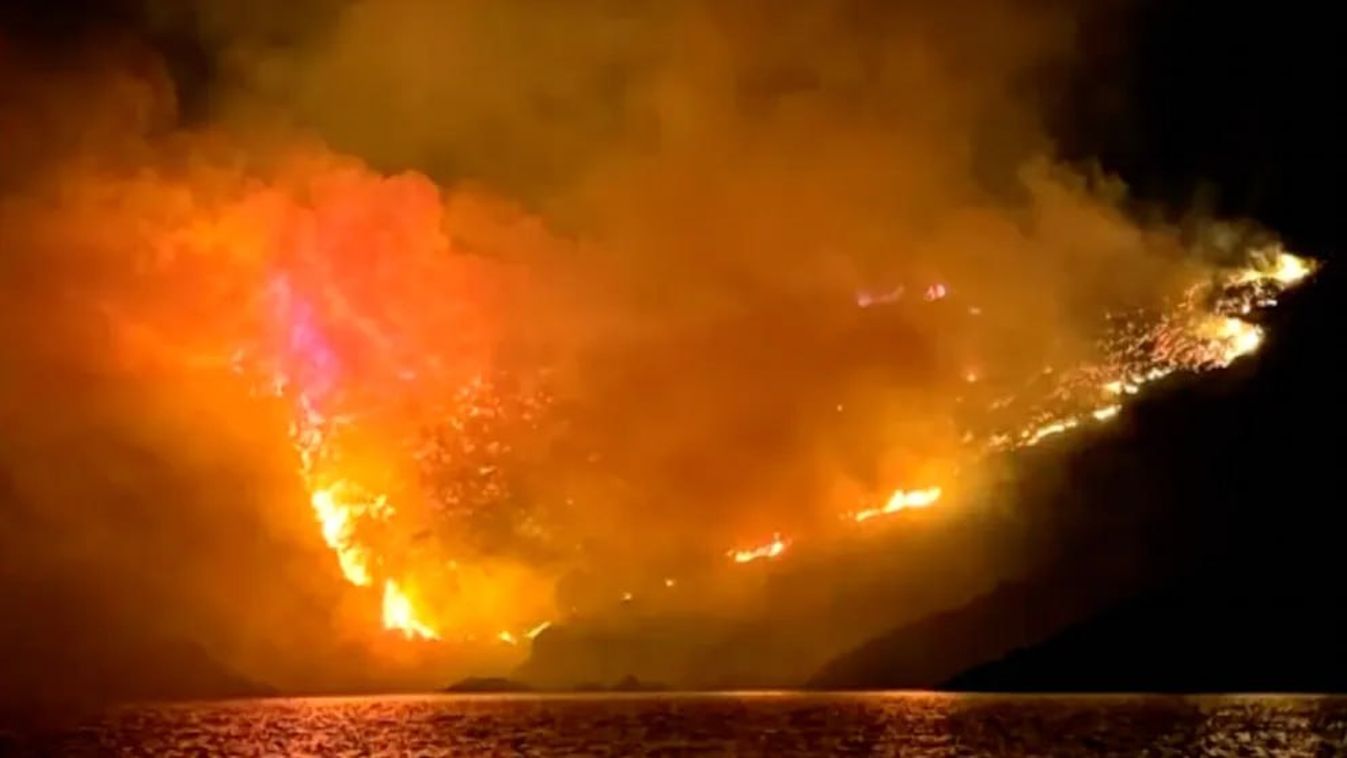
[4,693,1345,756]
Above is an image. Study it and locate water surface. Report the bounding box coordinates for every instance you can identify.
[8,692,1347,756]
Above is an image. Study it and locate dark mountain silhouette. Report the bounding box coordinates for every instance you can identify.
[809,578,1114,690]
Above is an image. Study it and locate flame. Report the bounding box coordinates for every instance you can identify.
[310,488,363,585]
[1205,316,1264,364]
[1231,246,1314,287]
[728,533,790,564]
[382,580,439,640]
[308,486,387,587]
[292,388,443,638]
[1020,417,1081,448]
[745,249,1314,557]
[525,621,552,640]
[1270,251,1313,285]
[854,486,944,523]
[1091,405,1121,422]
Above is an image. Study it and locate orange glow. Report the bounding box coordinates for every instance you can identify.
[1091,405,1121,422]
[1205,317,1264,365]
[1231,246,1314,287]
[42,110,1312,646]
[1021,418,1080,448]
[8,21,1330,694]
[854,486,944,523]
[308,486,387,587]
[728,534,790,564]
[382,580,439,640]
[1269,252,1313,285]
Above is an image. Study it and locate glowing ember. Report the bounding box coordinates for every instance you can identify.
[1091,405,1121,422]
[856,286,903,308]
[728,533,790,564]
[497,630,518,646]
[382,580,438,640]
[1021,417,1080,448]
[526,621,553,640]
[973,248,1312,455]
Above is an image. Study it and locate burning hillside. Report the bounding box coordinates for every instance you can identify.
[0,0,1320,693]
[51,133,1311,650]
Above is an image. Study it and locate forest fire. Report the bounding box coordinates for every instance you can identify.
[0,0,1319,681]
[255,197,1313,638]
[309,487,378,587]
[728,534,791,564]
[382,580,438,640]
[854,487,944,523]
[739,247,1313,561]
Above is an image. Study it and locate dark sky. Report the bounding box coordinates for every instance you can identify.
[1064,1,1342,253]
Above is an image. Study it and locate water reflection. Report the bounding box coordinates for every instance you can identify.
[7,692,1346,756]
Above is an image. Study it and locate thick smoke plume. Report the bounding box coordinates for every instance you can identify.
[0,0,1298,696]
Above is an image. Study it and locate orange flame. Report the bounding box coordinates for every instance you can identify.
[854,486,943,523]
[728,533,790,564]
[309,486,384,587]
[382,580,439,640]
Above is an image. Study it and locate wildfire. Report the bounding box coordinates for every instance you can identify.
[208,153,1313,638]
[1204,316,1264,364]
[1270,252,1313,285]
[1231,246,1314,287]
[382,580,439,640]
[973,247,1311,456]
[1020,417,1081,448]
[1091,405,1120,422]
[854,486,944,523]
[308,486,387,587]
[735,248,1314,562]
[289,388,440,638]
[12,23,1327,660]
[728,534,790,564]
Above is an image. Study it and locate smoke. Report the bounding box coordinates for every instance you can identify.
[0,0,1286,696]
